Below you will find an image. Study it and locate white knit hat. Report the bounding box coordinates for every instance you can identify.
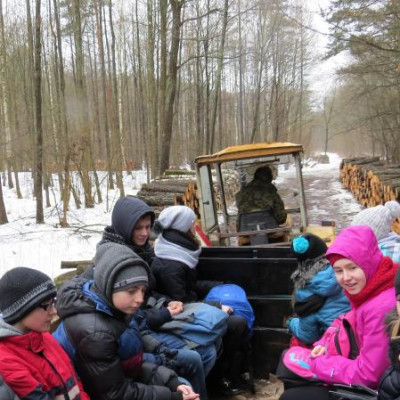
[157,205,196,233]
[351,200,400,241]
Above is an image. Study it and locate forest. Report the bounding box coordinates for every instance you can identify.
[0,0,399,223]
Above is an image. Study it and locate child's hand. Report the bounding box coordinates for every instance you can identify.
[311,345,326,357]
[167,301,184,316]
[221,304,233,314]
[177,384,199,400]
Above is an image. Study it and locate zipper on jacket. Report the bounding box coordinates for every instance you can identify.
[41,351,71,400]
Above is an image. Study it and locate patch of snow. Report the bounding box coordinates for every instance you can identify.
[0,171,147,279]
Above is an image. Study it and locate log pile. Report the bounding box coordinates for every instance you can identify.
[136,170,240,219]
[340,156,400,233]
[137,179,195,207]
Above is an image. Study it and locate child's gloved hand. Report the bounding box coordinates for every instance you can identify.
[155,346,178,366]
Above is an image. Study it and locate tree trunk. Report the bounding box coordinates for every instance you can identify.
[34,0,44,223]
[73,0,95,207]
[0,0,12,174]
[0,174,7,224]
[94,0,113,189]
[209,0,229,153]
[108,0,124,197]
[159,0,184,175]
[146,0,159,178]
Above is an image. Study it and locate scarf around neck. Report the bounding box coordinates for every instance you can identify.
[346,256,397,308]
[154,230,201,269]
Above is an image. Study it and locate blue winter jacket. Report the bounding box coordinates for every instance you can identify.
[288,267,351,344]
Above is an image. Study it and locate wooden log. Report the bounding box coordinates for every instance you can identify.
[60,260,93,269]
[136,193,176,206]
[145,179,193,188]
[163,170,196,177]
[368,171,400,181]
[350,157,381,166]
[140,183,191,193]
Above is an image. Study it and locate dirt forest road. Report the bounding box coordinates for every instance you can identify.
[280,160,363,232]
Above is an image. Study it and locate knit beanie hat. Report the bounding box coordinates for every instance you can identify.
[0,267,57,325]
[113,265,149,292]
[291,233,328,263]
[94,242,150,302]
[156,206,196,233]
[351,201,400,241]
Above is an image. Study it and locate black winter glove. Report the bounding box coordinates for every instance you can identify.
[154,346,179,370]
[154,346,197,377]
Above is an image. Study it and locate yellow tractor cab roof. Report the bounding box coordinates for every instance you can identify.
[195,142,303,166]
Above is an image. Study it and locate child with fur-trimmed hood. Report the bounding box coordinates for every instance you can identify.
[288,233,350,345]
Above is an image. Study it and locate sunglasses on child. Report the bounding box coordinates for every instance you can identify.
[38,298,57,312]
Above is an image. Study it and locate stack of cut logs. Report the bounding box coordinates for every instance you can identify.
[340,156,400,232]
[136,179,200,216]
[136,169,240,219]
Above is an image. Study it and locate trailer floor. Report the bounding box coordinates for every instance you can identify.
[211,375,284,400]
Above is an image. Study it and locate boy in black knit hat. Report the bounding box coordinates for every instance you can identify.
[0,267,89,399]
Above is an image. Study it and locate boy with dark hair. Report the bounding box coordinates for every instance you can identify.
[55,242,198,400]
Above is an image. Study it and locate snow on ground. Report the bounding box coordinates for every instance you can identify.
[0,153,363,279]
[0,171,147,278]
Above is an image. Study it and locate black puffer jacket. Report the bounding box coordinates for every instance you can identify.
[152,256,198,303]
[378,310,400,400]
[152,230,219,303]
[0,375,19,400]
[56,242,182,400]
[379,368,400,400]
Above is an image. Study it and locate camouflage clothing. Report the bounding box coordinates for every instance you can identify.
[235,175,287,225]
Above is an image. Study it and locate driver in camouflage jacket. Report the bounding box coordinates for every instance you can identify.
[235,165,287,225]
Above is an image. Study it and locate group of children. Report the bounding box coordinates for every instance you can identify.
[0,197,250,400]
[1,196,400,400]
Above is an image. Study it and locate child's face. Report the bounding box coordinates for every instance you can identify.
[333,258,367,295]
[131,216,152,247]
[14,298,57,333]
[112,285,146,315]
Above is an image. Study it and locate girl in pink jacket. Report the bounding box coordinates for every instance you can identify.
[279,225,398,400]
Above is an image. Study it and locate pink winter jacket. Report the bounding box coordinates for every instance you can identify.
[311,287,394,388]
[310,226,396,388]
